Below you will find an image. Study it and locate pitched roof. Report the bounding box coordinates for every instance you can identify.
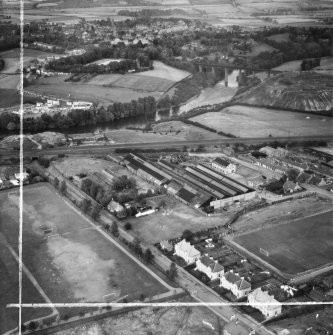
[213,157,230,167]
[198,255,224,273]
[176,239,200,258]
[249,287,281,310]
[236,278,251,290]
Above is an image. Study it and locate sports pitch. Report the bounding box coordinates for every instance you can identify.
[232,211,333,275]
[0,184,168,331]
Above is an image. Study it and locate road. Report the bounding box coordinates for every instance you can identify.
[1,135,332,159]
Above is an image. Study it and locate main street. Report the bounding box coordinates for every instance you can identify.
[1,135,332,159]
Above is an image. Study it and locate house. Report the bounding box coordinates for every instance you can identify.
[259,146,276,157]
[107,200,125,214]
[212,158,236,174]
[247,176,265,189]
[195,254,224,280]
[248,287,282,319]
[14,171,29,181]
[283,180,302,193]
[160,240,173,252]
[223,319,255,335]
[135,207,157,217]
[274,147,289,158]
[220,270,251,299]
[174,239,201,264]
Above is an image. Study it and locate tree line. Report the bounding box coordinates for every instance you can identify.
[0,96,156,132]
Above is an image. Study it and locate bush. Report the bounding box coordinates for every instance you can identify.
[124,222,132,230]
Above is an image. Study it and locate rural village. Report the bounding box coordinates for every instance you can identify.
[0,0,333,335]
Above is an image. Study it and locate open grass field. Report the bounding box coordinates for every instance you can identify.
[123,196,232,244]
[232,210,333,274]
[136,61,190,82]
[0,242,53,334]
[27,61,188,105]
[27,79,162,105]
[233,196,332,233]
[0,184,168,322]
[53,296,223,335]
[190,105,333,137]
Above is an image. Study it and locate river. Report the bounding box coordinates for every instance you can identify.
[0,70,239,138]
[64,70,239,135]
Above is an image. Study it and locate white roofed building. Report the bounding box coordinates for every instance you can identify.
[195,255,224,280]
[174,239,200,264]
[248,287,282,319]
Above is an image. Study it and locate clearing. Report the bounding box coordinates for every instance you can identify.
[0,184,168,315]
[190,105,333,137]
[231,210,333,274]
[123,196,233,245]
[135,61,190,82]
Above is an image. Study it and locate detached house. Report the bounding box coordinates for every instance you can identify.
[212,158,236,174]
[174,239,200,264]
[248,287,282,319]
[282,180,302,193]
[220,270,251,299]
[195,255,224,280]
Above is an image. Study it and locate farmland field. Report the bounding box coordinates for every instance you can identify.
[0,184,169,324]
[231,210,333,274]
[27,61,189,105]
[190,105,333,137]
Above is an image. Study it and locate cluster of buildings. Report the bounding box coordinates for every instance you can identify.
[123,153,257,212]
[172,238,282,319]
[0,169,29,188]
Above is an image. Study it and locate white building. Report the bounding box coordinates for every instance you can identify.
[212,158,236,174]
[14,172,29,181]
[174,239,200,264]
[195,255,224,280]
[220,270,251,299]
[248,287,282,319]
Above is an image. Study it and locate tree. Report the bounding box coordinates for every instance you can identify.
[81,198,91,213]
[53,177,59,189]
[143,248,154,263]
[59,180,67,195]
[28,321,38,331]
[91,205,101,220]
[166,262,177,280]
[287,168,299,182]
[111,221,119,236]
[124,222,132,230]
[182,229,194,242]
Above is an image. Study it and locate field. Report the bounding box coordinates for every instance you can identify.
[232,196,333,234]
[0,241,53,334]
[27,79,162,105]
[53,296,223,335]
[0,48,65,108]
[190,105,333,137]
[152,121,223,141]
[246,42,277,57]
[0,184,168,325]
[27,61,189,105]
[135,61,190,82]
[123,196,232,244]
[267,33,290,43]
[232,210,333,275]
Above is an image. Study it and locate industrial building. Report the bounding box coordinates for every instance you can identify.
[124,153,171,186]
[158,159,256,211]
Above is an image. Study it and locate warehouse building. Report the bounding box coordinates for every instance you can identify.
[124,153,171,186]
